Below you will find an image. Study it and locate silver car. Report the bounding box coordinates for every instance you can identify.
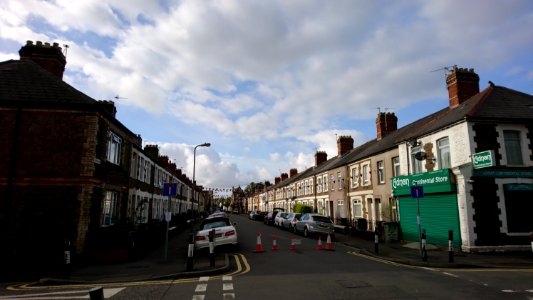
[294,213,334,238]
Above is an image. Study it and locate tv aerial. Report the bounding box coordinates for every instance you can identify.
[114,95,128,100]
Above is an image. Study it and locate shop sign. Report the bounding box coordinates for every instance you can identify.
[472,150,495,169]
[392,169,455,196]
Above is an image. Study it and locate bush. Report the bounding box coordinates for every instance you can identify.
[293,204,313,214]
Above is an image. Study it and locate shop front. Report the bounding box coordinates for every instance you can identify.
[392,169,461,247]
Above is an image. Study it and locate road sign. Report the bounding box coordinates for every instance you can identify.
[411,185,424,198]
[163,183,178,196]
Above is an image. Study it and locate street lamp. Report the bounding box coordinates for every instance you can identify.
[192,142,211,216]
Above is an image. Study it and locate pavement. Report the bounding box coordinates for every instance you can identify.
[32,215,533,286]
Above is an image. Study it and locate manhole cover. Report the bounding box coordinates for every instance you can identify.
[336,280,371,288]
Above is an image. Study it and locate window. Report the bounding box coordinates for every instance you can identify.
[330,174,335,190]
[107,132,122,165]
[309,178,313,194]
[351,167,359,187]
[323,175,328,191]
[377,161,385,184]
[437,137,451,169]
[337,172,342,190]
[411,147,423,174]
[504,130,523,165]
[102,191,118,226]
[362,164,370,185]
[353,199,362,218]
[392,157,400,177]
[317,177,323,193]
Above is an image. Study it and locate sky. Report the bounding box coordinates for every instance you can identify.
[1,0,532,193]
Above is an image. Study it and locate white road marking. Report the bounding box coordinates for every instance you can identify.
[223,283,234,291]
[192,295,205,300]
[502,290,516,293]
[223,293,236,300]
[0,288,125,299]
[195,284,207,292]
[442,272,459,278]
[223,275,232,281]
[199,276,209,282]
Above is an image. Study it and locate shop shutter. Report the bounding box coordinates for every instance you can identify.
[399,193,461,247]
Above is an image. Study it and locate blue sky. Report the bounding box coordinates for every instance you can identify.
[1,0,532,193]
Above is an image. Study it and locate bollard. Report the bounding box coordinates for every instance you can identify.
[421,229,427,262]
[89,287,104,300]
[186,232,194,271]
[209,229,215,267]
[374,227,379,254]
[448,230,454,263]
[63,239,71,279]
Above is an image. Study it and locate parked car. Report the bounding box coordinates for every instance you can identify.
[294,213,334,238]
[281,213,302,231]
[194,216,238,252]
[264,208,283,225]
[274,212,289,227]
[249,210,265,221]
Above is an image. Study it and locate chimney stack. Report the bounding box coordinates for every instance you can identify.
[289,168,298,178]
[144,144,160,160]
[337,136,354,156]
[315,151,327,166]
[281,173,288,181]
[376,112,398,140]
[446,66,480,108]
[274,177,281,184]
[19,40,66,80]
[98,100,117,117]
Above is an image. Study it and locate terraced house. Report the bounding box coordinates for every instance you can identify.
[251,67,532,253]
[0,41,207,273]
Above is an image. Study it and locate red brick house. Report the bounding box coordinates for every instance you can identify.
[0,41,145,273]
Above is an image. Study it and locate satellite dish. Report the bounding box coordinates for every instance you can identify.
[414,151,427,161]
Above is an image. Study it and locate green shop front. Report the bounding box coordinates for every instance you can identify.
[392,169,461,247]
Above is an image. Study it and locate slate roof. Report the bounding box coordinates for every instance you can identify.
[0,58,140,138]
[0,59,96,106]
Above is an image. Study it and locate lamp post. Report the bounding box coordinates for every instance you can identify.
[192,142,210,217]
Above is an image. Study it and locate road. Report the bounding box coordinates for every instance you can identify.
[1,214,532,299]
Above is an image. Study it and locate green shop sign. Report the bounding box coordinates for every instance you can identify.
[392,169,456,196]
[472,150,495,169]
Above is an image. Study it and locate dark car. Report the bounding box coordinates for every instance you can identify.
[264,208,285,225]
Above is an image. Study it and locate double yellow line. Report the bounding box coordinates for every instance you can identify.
[6,254,251,291]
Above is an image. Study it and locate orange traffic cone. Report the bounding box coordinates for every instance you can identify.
[317,236,323,251]
[254,232,264,253]
[289,235,297,251]
[325,234,333,251]
[272,235,279,251]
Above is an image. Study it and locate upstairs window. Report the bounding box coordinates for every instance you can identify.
[504,130,523,165]
[377,160,385,184]
[351,167,359,188]
[323,175,328,191]
[337,172,342,190]
[330,174,335,190]
[392,157,400,177]
[317,177,323,193]
[362,164,370,185]
[411,146,423,174]
[107,132,122,165]
[437,137,451,169]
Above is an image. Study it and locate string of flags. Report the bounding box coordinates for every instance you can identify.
[205,187,233,193]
